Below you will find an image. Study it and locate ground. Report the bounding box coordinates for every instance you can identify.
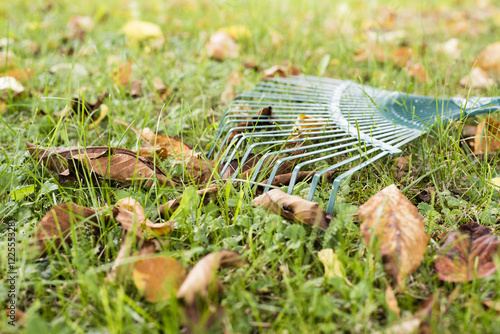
[1,0,500,333]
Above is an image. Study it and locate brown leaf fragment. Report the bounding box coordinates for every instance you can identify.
[112,60,132,86]
[474,117,500,155]
[160,185,218,218]
[5,308,25,327]
[253,189,332,230]
[177,250,244,305]
[139,127,192,160]
[33,203,100,257]
[115,197,174,238]
[26,142,174,188]
[206,31,239,61]
[354,44,385,63]
[460,68,494,89]
[358,184,429,288]
[130,80,142,98]
[461,124,477,149]
[482,300,500,312]
[407,63,429,83]
[133,256,187,303]
[477,42,500,77]
[434,222,499,282]
[153,77,169,99]
[185,153,216,183]
[226,106,273,144]
[262,65,301,79]
[390,47,412,67]
[385,285,400,317]
[2,68,34,82]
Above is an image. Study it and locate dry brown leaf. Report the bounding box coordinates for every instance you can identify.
[262,65,300,79]
[185,153,215,183]
[354,44,385,63]
[385,285,400,317]
[112,60,132,86]
[461,124,477,149]
[133,256,187,302]
[206,31,239,61]
[153,77,169,99]
[1,68,34,82]
[26,142,174,188]
[5,308,25,327]
[115,197,174,238]
[33,203,100,257]
[138,127,193,160]
[407,63,429,83]
[474,117,500,154]
[226,106,273,144]
[358,184,429,288]
[0,76,24,97]
[460,68,494,89]
[482,300,500,312]
[253,189,332,230]
[160,185,218,218]
[434,222,499,282]
[177,250,243,304]
[390,47,412,67]
[130,80,142,98]
[477,42,500,77]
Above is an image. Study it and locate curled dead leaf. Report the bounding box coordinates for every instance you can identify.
[33,203,100,257]
[435,222,499,282]
[133,256,187,303]
[185,153,216,183]
[253,189,332,230]
[177,250,244,305]
[460,68,494,89]
[262,65,301,79]
[206,31,239,61]
[226,106,273,144]
[26,142,174,188]
[474,117,500,154]
[112,60,132,86]
[358,184,429,288]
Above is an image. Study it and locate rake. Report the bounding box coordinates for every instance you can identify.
[207,76,500,214]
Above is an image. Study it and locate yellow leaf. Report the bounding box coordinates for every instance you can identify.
[122,20,163,41]
[318,249,345,279]
[218,25,252,41]
[88,104,108,130]
[490,177,500,190]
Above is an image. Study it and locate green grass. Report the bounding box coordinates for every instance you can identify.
[1,0,500,333]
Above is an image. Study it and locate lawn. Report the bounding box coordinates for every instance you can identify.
[1,0,500,333]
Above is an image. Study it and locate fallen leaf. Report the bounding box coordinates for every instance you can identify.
[253,189,332,230]
[385,285,400,317]
[206,31,239,61]
[177,250,244,305]
[358,184,429,288]
[407,63,429,83]
[477,42,500,77]
[226,106,273,144]
[26,142,174,188]
[68,15,94,40]
[0,76,25,97]
[153,77,169,99]
[474,117,500,154]
[185,153,215,183]
[50,63,89,77]
[318,249,346,279]
[139,127,193,160]
[87,104,108,130]
[461,124,477,149]
[122,20,164,42]
[460,68,494,89]
[5,308,25,327]
[390,47,412,67]
[354,44,385,63]
[435,222,499,282]
[218,25,252,41]
[262,65,287,78]
[160,185,218,218]
[130,80,142,98]
[482,300,500,312]
[111,60,132,86]
[133,256,187,302]
[1,68,34,82]
[33,203,100,257]
[115,197,174,238]
[437,38,461,59]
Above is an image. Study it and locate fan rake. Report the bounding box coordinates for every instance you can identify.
[207,76,500,214]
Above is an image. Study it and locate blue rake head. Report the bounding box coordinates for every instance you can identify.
[208,76,500,214]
